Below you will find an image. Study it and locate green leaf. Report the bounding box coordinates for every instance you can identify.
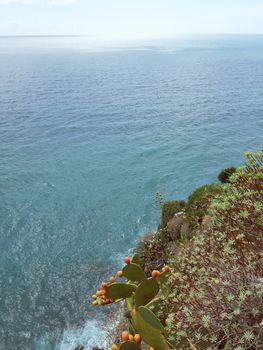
[135,278,159,308]
[106,283,137,300]
[123,263,146,282]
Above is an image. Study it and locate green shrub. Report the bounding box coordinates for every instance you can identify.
[210,149,263,245]
[164,148,263,350]
[161,200,185,228]
[218,166,237,183]
[185,184,222,226]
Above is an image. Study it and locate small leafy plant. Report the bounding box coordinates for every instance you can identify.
[91,255,172,350]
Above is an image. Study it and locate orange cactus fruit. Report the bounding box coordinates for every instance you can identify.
[163,265,171,272]
[128,334,134,341]
[121,331,129,341]
[92,294,97,299]
[117,270,123,277]
[101,282,108,289]
[151,270,160,278]
[149,347,155,350]
[92,300,98,306]
[134,334,141,344]
[96,290,102,297]
[124,256,131,264]
[109,276,115,283]
[111,344,119,350]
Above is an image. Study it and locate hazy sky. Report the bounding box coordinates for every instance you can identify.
[1,0,263,37]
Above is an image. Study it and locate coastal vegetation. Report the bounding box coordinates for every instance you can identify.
[218,167,237,184]
[91,148,263,350]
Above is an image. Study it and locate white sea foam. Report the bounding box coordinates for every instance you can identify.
[54,307,123,350]
[56,319,111,350]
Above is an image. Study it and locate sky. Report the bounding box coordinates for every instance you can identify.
[0,0,263,37]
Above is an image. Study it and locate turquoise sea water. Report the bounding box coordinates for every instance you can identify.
[0,35,262,349]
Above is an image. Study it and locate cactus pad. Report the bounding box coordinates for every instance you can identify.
[128,320,136,335]
[133,310,168,350]
[119,341,141,350]
[106,283,137,300]
[138,306,165,333]
[135,278,159,308]
[122,263,146,282]
[131,253,140,265]
[125,297,133,311]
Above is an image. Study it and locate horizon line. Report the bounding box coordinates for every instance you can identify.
[1,33,263,38]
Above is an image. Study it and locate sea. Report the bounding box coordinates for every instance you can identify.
[0,35,262,350]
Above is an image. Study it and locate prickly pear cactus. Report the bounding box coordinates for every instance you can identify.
[106,282,137,300]
[137,306,165,333]
[122,263,146,282]
[91,254,172,350]
[135,278,159,308]
[133,309,168,350]
[131,253,140,265]
[119,341,141,350]
[128,320,136,335]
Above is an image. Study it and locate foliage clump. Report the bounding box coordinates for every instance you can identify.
[160,200,186,228]
[185,184,222,226]
[218,166,237,183]
[164,148,263,349]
